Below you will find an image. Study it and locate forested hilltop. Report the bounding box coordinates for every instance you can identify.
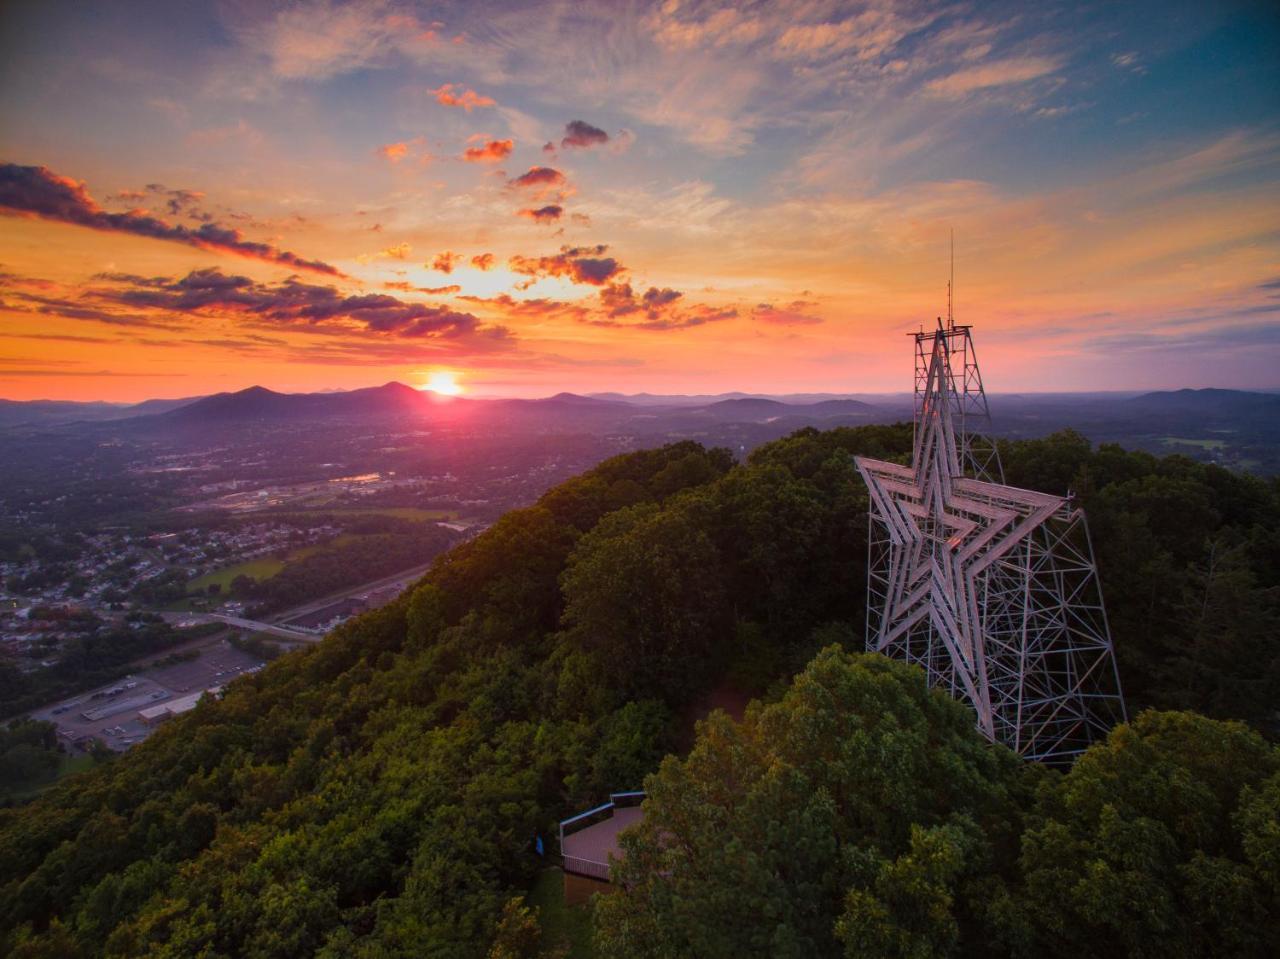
[2,427,1277,958]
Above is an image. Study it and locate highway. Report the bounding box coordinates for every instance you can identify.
[203,614,320,642]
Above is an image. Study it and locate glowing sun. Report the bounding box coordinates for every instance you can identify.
[422,370,463,396]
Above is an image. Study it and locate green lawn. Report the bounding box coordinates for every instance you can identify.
[528,868,595,959]
[184,509,461,598]
[7,752,96,802]
[188,556,286,593]
[289,533,362,561]
[306,507,460,522]
[1161,436,1226,450]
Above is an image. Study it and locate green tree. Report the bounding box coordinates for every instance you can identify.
[1006,711,1280,959]
[487,896,542,959]
[561,500,730,701]
[593,649,1027,959]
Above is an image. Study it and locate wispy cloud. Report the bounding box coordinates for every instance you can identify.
[752,301,823,326]
[924,56,1063,98]
[432,83,495,111]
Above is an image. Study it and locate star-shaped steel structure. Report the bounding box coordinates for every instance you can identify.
[856,321,1125,762]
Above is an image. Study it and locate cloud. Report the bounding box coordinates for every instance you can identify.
[752,301,823,326]
[586,282,731,329]
[463,139,514,162]
[561,120,609,149]
[1111,51,1146,75]
[385,281,461,295]
[375,136,431,165]
[470,253,495,271]
[431,251,462,273]
[154,186,206,217]
[0,331,117,344]
[457,292,588,321]
[3,288,190,330]
[0,368,181,377]
[230,0,443,81]
[600,282,682,318]
[518,204,563,223]
[109,183,212,220]
[508,244,624,287]
[510,166,565,189]
[0,163,342,276]
[432,83,495,111]
[647,7,764,49]
[1074,320,1280,355]
[924,56,1063,98]
[377,141,410,162]
[96,267,512,342]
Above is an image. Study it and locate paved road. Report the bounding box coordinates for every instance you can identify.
[269,561,435,623]
[203,614,320,642]
[8,561,438,727]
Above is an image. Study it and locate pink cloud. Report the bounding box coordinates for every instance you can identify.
[752,301,823,326]
[510,166,565,189]
[376,141,410,162]
[431,251,462,273]
[924,56,1062,98]
[518,204,563,223]
[463,139,514,162]
[509,244,623,287]
[432,83,495,111]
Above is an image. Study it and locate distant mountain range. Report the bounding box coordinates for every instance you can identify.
[137,383,899,431]
[0,395,200,429]
[2,383,1278,445]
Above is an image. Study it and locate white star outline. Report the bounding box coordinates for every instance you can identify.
[855,329,1067,739]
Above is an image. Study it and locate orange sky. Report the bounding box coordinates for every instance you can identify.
[2,0,1278,402]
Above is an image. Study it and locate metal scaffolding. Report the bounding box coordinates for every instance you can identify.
[856,318,1126,763]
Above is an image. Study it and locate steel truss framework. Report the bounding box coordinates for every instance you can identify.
[856,321,1126,763]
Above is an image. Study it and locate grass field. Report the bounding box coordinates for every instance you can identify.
[188,556,286,593]
[1161,436,1226,450]
[8,752,96,802]
[527,868,595,959]
[185,509,461,598]
[289,533,362,561]
[303,507,459,522]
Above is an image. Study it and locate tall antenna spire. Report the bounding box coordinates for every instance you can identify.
[947,228,954,329]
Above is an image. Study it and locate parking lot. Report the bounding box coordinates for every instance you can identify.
[30,639,267,753]
[145,639,265,694]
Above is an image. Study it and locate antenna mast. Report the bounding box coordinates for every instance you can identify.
[947,228,954,329]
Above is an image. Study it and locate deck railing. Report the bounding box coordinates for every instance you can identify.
[558,791,645,881]
[561,855,611,880]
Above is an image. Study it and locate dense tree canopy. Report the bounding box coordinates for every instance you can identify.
[595,653,1279,959]
[594,649,1030,958]
[0,426,1276,957]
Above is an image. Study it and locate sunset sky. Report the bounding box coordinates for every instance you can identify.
[2,0,1278,402]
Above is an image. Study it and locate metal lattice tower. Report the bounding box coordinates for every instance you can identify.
[913,322,1003,483]
[856,318,1126,763]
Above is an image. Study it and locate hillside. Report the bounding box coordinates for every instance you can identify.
[1,426,1278,957]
